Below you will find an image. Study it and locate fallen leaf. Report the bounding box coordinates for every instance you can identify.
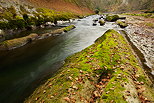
[50,96,54,98]
[93,91,101,97]
[80,70,83,73]
[43,90,46,93]
[63,97,70,102]
[68,76,73,80]
[72,86,78,90]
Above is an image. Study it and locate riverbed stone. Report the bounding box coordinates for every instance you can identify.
[99,20,105,26]
[116,20,128,28]
[105,15,120,22]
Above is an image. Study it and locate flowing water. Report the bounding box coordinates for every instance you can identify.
[0,15,124,103]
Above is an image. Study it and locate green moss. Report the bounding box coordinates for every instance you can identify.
[0,21,8,29]
[25,29,154,103]
[8,19,26,29]
[122,13,154,18]
[0,6,78,30]
[105,15,120,22]
[145,22,154,28]
[36,8,76,22]
[62,25,76,32]
[116,20,128,28]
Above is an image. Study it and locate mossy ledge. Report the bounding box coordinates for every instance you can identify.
[24,29,154,103]
[0,25,75,50]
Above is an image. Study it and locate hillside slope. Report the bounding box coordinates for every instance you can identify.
[99,0,154,12]
[1,0,154,14]
[26,0,93,14]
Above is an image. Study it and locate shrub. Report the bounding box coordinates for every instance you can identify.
[23,14,29,21]
[8,19,26,29]
[0,21,8,29]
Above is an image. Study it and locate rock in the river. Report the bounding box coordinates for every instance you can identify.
[0,25,76,51]
[99,20,105,26]
[0,33,38,50]
[119,17,126,19]
[93,23,97,26]
[105,15,120,22]
[116,20,128,28]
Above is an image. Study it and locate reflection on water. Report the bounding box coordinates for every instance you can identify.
[4,26,61,40]
[0,15,122,103]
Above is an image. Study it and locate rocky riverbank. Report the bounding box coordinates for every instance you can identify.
[24,29,154,103]
[0,0,87,43]
[124,14,154,75]
[0,25,75,50]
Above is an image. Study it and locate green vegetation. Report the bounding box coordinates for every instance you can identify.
[0,5,79,30]
[116,20,128,28]
[0,25,76,50]
[144,10,154,13]
[24,29,154,103]
[145,22,154,28]
[105,15,120,22]
[122,13,154,18]
[62,25,76,32]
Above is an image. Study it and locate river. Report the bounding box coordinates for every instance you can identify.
[0,15,123,103]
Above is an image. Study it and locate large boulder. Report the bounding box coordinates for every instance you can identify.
[105,15,120,22]
[0,33,38,50]
[116,20,128,28]
[62,25,75,32]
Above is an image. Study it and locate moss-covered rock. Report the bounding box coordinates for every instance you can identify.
[24,29,154,103]
[0,4,78,31]
[0,25,76,50]
[93,22,97,26]
[0,33,38,50]
[62,25,76,32]
[105,15,120,22]
[99,20,105,26]
[116,20,128,28]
